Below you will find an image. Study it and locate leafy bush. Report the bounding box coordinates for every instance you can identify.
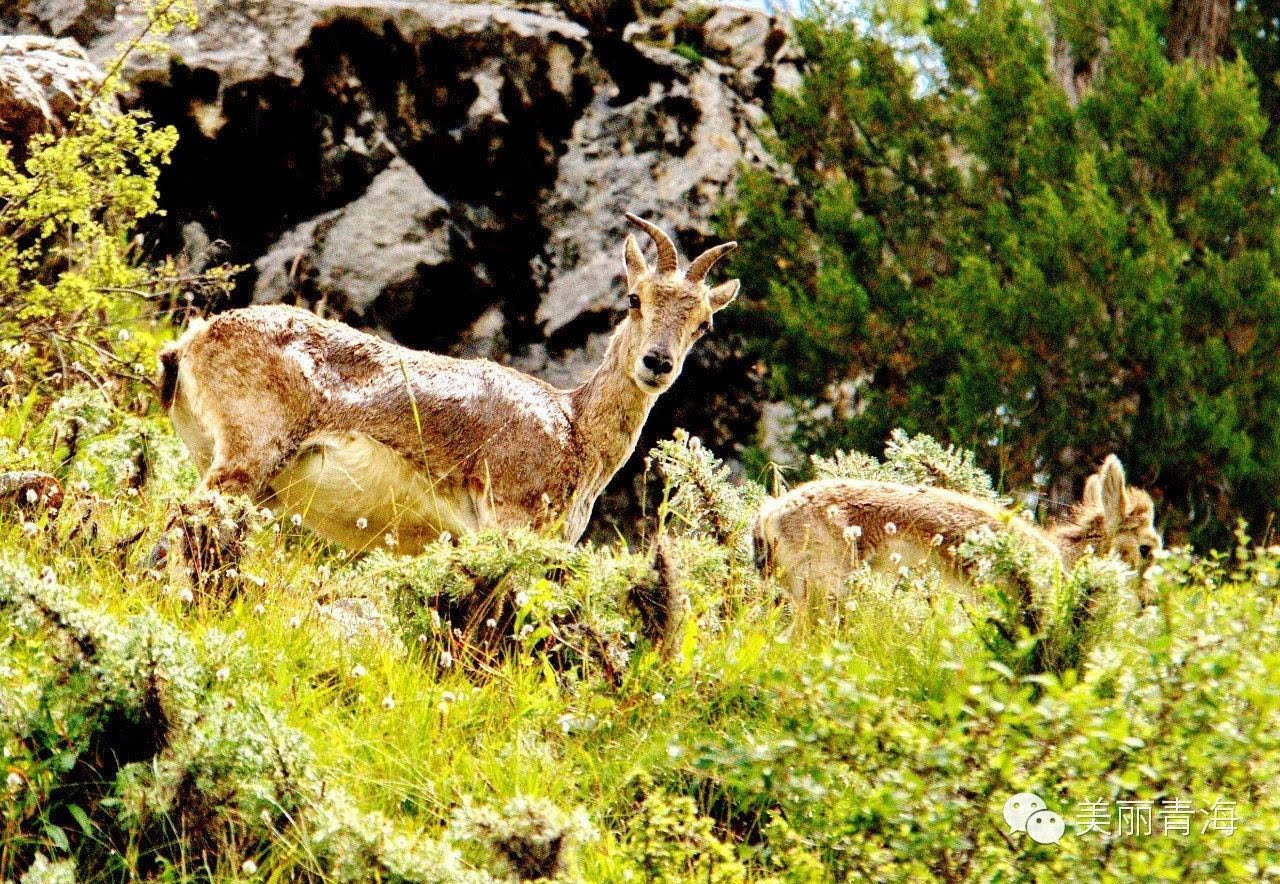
[724,0,1280,546]
[0,560,477,881]
[810,428,1006,503]
[657,543,1280,880]
[0,1,235,422]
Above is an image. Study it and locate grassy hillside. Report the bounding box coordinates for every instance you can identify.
[4,9,1280,880]
[3,373,1280,880]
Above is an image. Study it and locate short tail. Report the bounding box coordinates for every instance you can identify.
[158,346,180,410]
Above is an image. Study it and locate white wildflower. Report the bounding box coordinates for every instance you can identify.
[890,552,902,565]
[485,618,497,628]
[350,665,367,678]
[885,522,897,535]
[356,517,368,530]
[290,513,303,527]
[24,488,36,504]
[7,771,22,791]
[515,590,530,607]
[126,487,139,497]
[178,588,195,604]
[215,667,231,681]
[253,603,266,616]
[21,522,37,537]
[652,692,666,705]
[439,650,453,668]
[931,533,944,547]
[843,525,863,542]
[287,615,302,629]
[241,859,258,876]
[439,531,452,544]
[260,507,273,521]
[381,693,395,710]
[384,532,398,548]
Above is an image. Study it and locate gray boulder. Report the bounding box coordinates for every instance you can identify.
[0,35,106,155]
[253,159,455,325]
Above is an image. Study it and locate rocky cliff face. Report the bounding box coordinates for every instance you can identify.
[5,0,795,537]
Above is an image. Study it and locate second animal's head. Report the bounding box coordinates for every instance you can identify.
[1059,454,1162,572]
[620,213,740,394]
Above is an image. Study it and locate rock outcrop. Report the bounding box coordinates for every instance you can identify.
[0,34,105,157]
[6,0,795,536]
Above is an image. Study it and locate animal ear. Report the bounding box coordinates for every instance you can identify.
[709,278,740,311]
[1098,454,1128,530]
[1082,474,1103,510]
[623,233,648,289]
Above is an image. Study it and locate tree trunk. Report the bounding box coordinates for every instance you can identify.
[1166,0,1233,65]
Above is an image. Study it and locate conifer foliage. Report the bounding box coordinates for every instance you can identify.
[726,0,1280,544]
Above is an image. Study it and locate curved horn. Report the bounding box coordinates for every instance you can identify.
[624,212,678,275]
[685,241,737,285]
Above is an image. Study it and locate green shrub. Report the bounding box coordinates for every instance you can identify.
[0,560,474,881]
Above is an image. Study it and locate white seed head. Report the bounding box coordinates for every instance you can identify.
[381,693,395,710]
[24,488,36,504]
[350,664,367,678]
[885,522,898,535]
[215,666,231,681]
[290,513,303,527]
[241,859,258,876]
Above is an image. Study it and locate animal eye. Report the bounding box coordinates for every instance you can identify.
[628,294,641,311]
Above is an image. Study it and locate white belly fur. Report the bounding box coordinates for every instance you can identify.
[267,431,485,554]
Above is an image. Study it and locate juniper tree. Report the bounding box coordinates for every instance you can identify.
[724,0,1280,545]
